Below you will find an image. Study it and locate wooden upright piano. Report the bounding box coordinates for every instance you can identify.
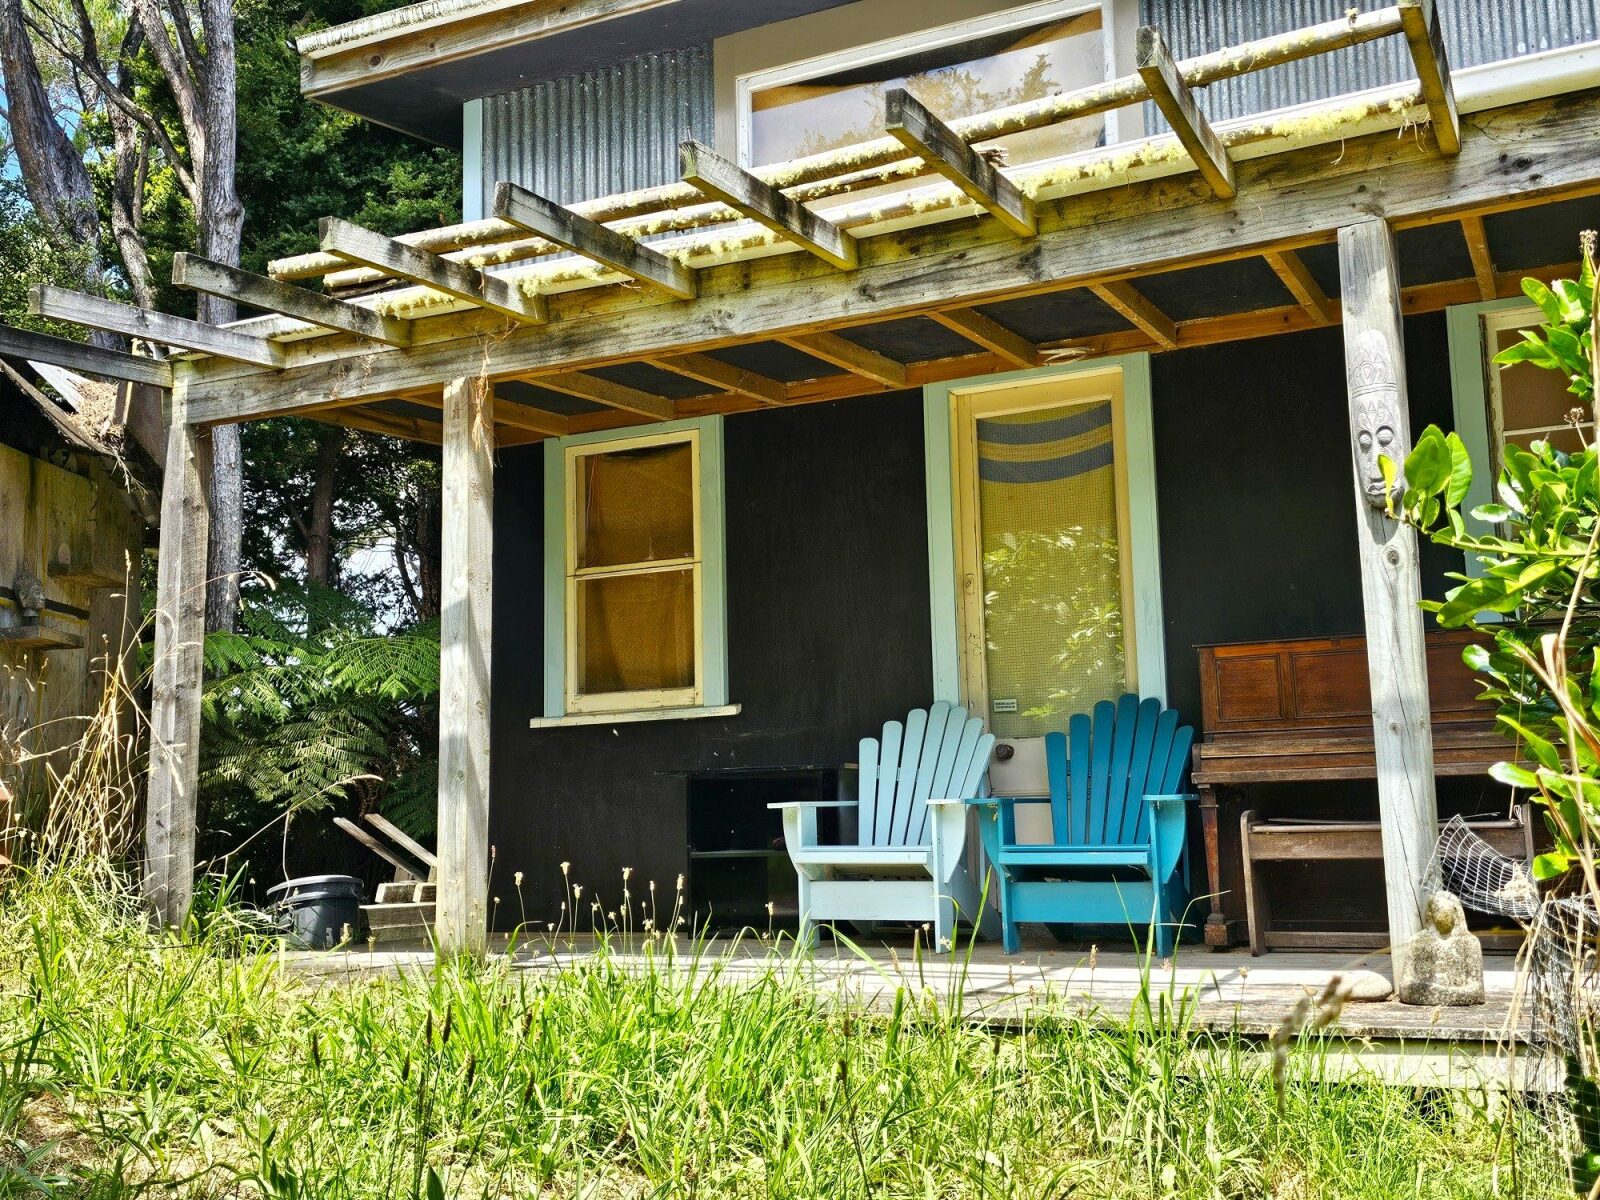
[1192,630,1531,951]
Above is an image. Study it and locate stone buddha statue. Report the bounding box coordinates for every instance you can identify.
[1397,890,1485,1007]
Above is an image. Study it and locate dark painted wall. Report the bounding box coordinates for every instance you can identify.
[1152,312,1459,722]
[490,391,934,923]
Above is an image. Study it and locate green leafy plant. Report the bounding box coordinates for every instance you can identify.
[186,585,441,850]
[1390,241,1597,887]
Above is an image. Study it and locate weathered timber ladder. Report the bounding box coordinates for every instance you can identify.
[8,0,1596,954]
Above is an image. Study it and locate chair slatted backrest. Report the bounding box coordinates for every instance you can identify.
[858,702,994,846]
[1044,695,1194,846]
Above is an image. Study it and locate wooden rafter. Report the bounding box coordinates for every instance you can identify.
[0,323,173,388]
[884,88,1035,238]
[533,371,675,421]
[1263,250,1336,324]
[680,141,858,271]
[410,388,570,436]
[494,182,698,300]
[319,217,547,324]
[781,332,906,388]
[926,308,1041,368]
[1135,26,1235,200]
[1459,215,1497,301]
[647,353,787,406]
[172,254,412,347]
[1089,281,1179,350]
[29,286,282,368]
[1398,0,1460,156]
[325,405,445,444]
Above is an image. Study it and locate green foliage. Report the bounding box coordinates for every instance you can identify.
[1393,245,1600,882]
[0,181,100,335]
[192,586,439,842]
[0,872,1570,1197]
[1494,262,1597,405]
[234,0,461,274]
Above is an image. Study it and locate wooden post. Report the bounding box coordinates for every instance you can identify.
[144,386,211,927]
[436,374,494,955]
[1338,218,1439,961]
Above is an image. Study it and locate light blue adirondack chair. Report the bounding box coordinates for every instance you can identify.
[970,695,1196,956]
[772,702,994,949]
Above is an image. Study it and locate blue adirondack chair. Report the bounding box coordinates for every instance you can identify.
[969,695,1196,956]
[772,701,995,949]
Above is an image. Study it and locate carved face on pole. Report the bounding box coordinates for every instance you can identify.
[1350,329,1403,508]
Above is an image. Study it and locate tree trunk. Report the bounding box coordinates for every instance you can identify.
[0,0,115,347]
[304,426,346,589]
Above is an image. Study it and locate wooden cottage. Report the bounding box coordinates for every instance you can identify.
[5,0,1598,953]
[0,359,152,838]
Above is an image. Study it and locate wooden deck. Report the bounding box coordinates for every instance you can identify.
[285,934,1545,1089]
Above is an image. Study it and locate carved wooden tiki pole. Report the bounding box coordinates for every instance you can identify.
[1339,218,1440,961]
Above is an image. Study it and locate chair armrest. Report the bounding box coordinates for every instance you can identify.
[1146,793,1197,808]
[951,796,1041,808]
[927,796,983,808]
[766,798,858,811]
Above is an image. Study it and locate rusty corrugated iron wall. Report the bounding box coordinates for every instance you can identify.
[481,43,714,209]
[1139,0,1598,128]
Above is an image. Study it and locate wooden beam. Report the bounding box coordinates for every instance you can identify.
[334,815,428,881]
[926,308,1041,367]
[29,286,282,368]
[1337,217,1438,959]
[1263,250,1335,324]
[436,374,494,957]
[494,181,697,299]
[320,405,444,444]
[680,141,858,271]
[411,390,571,436]
[1459,215,1497,301]
[182,92,1600,423]
[780,332,906,388]
[0,323,172,388]
[172,253,412,346]
[884,88,1035,237]
[144,390,210,928]
[1090,281,1178,349]
[1398,0,1460,156]
[1135,26,1235,200]
[319,217,547,324]
[647,353,787,406]
[535,371,676,421]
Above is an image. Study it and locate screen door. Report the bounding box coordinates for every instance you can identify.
[951,367,1136,739]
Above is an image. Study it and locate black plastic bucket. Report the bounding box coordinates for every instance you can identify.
[267,875,365,949]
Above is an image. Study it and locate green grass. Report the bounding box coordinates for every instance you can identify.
[0,870,1571,1199]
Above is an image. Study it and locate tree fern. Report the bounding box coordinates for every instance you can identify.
[196,585,440,842]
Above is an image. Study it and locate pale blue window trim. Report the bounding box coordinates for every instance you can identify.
[462,100,484,221]
[539,415,728,721]
[1445,297,1534,584]
[922,352,1167,708]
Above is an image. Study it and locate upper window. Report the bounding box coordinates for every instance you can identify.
[738,1,1112,181]
[541,417,730,723]
[1484,305,1593,467]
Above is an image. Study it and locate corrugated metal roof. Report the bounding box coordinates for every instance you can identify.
[481,43,714,207]
[1139,0,1598,127]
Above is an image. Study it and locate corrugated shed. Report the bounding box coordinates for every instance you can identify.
[1138,0,1598,128]
[481,44,714,208]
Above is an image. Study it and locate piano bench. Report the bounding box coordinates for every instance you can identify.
[1239,806,1533,956]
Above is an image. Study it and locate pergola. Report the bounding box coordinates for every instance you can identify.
[4,0,1597,953]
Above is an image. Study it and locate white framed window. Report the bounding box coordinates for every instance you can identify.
[1482,304,1593,466]
[735,1,1122,179]
[535,416,733,727]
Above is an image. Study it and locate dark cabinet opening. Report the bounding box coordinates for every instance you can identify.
[685,766,853,932]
